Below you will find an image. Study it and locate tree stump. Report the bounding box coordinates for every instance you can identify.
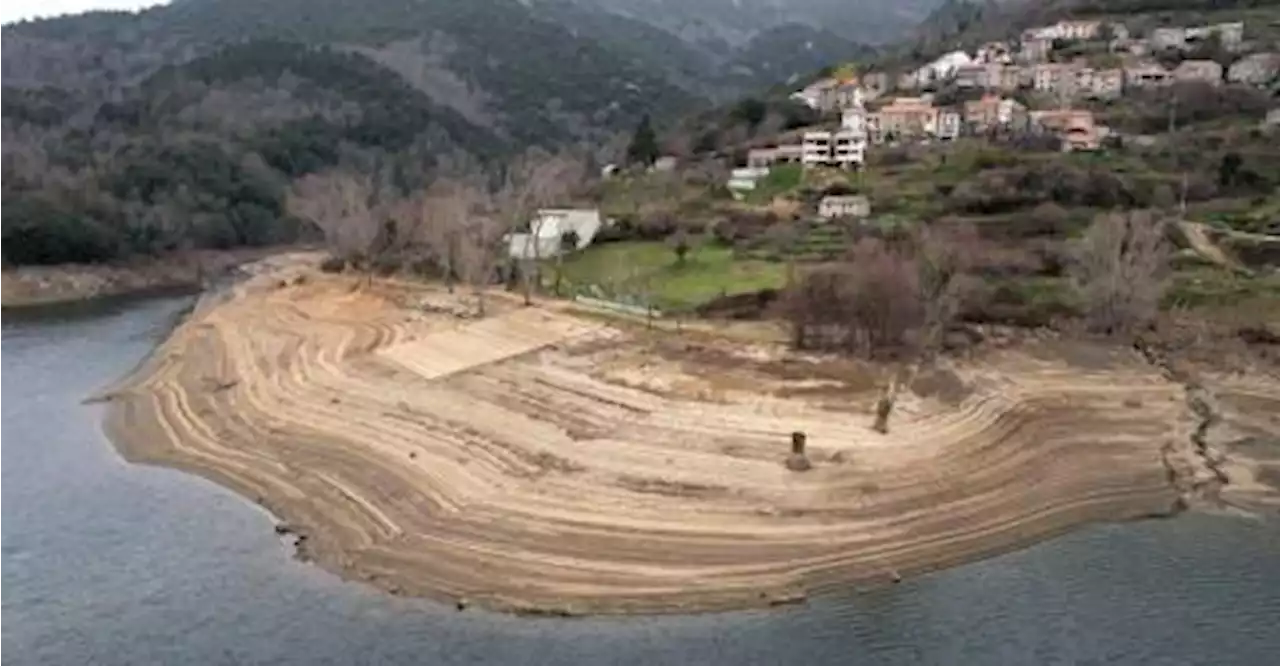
[786,431,812,472]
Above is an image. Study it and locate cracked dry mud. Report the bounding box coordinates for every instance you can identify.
[98,259,1280,614]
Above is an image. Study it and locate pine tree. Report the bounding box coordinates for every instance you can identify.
[626,114,659,167]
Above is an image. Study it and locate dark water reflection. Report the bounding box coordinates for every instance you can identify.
[3,297,1278,666]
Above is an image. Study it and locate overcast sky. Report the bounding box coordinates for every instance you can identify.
[2,0,166,25]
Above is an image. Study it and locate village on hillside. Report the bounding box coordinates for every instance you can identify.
[727,16,1278,198]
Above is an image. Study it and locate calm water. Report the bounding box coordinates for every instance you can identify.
[3,297,1279,666]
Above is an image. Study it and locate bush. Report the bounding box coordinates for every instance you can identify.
[776,239,924,356]
[1071,212,1169,335]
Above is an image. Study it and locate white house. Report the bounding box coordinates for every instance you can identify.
[728,167,769,193]
[910,50,973,87]
[936,110,962,140]
[818,195,871,220]
[507,209,603,260]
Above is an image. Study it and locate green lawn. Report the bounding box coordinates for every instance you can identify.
[744,163,803,204]
[554,241,786,311]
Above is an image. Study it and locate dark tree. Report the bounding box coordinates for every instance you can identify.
[626,114,660,167]
[732,97,768,132]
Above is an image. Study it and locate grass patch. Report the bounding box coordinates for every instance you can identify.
[1165,269,1280,310]
[555,241,785,311]
[744,163,803,204]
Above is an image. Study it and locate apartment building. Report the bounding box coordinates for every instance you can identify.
[797,105,868,169]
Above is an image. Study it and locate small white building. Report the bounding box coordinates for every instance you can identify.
[818,195,871,220]
[507,209,602,260]
[910,50,973,88]
[728,167,769,193]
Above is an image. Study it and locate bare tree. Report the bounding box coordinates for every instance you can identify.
[915,223,981,353]
[287,170,381,264]
[1072,211,1170,335]
[405,176,487,292]
[777,239,924,356]
[454,214,504,317]
[492,148,585,305]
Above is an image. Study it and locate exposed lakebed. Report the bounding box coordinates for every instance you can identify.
[3,295,1279,665]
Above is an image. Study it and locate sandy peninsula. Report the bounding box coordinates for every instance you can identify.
[97,255,1280,614]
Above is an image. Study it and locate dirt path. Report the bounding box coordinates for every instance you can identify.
[98,259,1280,614]
[1178,221,1247,273]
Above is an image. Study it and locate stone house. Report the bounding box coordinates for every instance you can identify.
[1029,110,1100,151]
[818,195,871,220]
[910,50,973,88]
[862,72,891,99]
[1187,22,1245,50]
[956,63,1023,91]
[1151,22,1245,51]
[1023,20,1103,43]
[963,95,1027,133]
[746,145,802,168]
[1227,52,1280,85]
[1124,60,1172,88]
[1085,68,1125,98]
[791,77,837,110]
[976,41,1014,64]
[936,109,963,140]
[1173,59,1224,85]
[651,156,678,172]
[1020,37,1053,63]
[1032,62,1078,94]
[954,63,987,88]
[874,97,940,140]
[746,148,778,169]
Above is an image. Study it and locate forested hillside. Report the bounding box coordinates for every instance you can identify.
[1,0,700,265]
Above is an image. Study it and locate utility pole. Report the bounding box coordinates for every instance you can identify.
[1169,89,1187,219]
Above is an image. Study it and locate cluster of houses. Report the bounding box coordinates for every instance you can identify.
[726,16,1277,194]
[798,18,1276,108]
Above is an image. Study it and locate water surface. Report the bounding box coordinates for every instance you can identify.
[3,297,1278,665]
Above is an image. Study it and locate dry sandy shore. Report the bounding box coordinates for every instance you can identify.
[98,256,1280,614]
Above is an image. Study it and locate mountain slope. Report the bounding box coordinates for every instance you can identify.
[565,0,944,45]
[3,0,697,142]
[1,0,705,266]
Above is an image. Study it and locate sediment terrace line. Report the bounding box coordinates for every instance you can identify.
[377,308,608,380]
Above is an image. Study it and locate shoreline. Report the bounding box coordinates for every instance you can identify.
[1,246,297,310]
[96,257,1280,615]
